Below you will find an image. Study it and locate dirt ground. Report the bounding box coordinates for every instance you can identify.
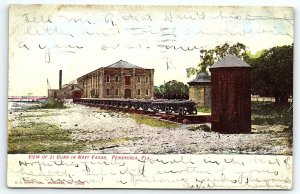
[8,102,292,155]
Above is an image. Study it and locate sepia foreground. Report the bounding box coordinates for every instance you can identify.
[8,102,292,155]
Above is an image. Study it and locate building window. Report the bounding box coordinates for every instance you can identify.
[145,76,149,83]
[137,76,141,83]
[115,89,119,95]
[106,89,110,95]
[137,89,141,96]
[106,75,110,83]
[125,76,131,85]
[145,89,149,96]
[115,75,119,83]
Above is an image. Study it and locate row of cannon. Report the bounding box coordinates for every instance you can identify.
[73,98,197,115]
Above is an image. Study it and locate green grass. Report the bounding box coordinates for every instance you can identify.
[40,99,66,109]
[8,122,82,154]
[8,122,139,154]
[15,112,59,119]
[251,102,293,127]
[131,114,179,129]
[196,106,211,113]
[24,99,66,110]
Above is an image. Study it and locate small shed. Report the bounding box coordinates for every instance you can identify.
[210,54,251,134]
[188,72,211,107]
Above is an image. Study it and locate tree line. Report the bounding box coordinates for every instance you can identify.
[154,80,189,100]
[154,43,292,104]
[185,43,293,104]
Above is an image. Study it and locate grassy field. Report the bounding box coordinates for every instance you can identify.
[130,114,179,129]
[196,102,292,128]
[8,101,292,154]
[8,120,138,154]
[40,99,66,109]
[8,122,82,154]
[196,106,211,113]
[23,99,66,110]
[251,102,293,128]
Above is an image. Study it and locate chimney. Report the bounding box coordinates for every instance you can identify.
[59,70,62,90]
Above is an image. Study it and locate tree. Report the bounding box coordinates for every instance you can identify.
[186,43,248,78]
[154,80,189,99]
[154,85,164,99]
[249,45,293,104]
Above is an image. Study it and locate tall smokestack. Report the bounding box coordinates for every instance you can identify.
[59,70,62,90]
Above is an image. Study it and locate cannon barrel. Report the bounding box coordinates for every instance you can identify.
[74,98,197,115]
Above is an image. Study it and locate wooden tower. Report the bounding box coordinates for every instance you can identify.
[209,54,251,134]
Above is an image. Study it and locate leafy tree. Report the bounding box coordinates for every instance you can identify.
[186,43,248,78]
[249,45,293,104]
[154,86,160,95]
[186,42,293,104]
[164,80,188,94]
[154,86,162,97]
[154,80,189,99]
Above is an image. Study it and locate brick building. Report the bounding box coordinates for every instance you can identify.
[48,83,82,99]
[188,71,211,107]
[77,60,154,99]
[48,70,82,99]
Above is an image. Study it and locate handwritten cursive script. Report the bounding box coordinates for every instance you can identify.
[11,5,293,65]
[7,154,292,189]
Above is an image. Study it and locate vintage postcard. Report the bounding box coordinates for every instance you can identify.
[7,4,293,189]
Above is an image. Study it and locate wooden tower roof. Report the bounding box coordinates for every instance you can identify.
[210,54,250,69]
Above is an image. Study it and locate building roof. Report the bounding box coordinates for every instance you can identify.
[61,83,82,91]
[106,60,144,69]
[210,54,250,69]
[77,60,148,80]
[188,72,211,84]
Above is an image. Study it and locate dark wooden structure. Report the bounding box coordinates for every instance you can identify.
[210,54,251,134]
